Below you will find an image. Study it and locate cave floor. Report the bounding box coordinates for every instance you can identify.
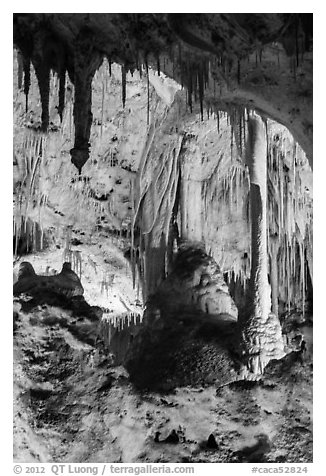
[13,297,313,463]
[13,246,313,463]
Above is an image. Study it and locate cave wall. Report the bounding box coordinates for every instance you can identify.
[13,13,313,169]
[13,21,313,320]
[132,102,312,317]
[13,56,166,249]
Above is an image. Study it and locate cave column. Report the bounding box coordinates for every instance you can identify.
[242,111,285,374]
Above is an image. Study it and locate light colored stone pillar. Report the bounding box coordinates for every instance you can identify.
[242,111,285,374]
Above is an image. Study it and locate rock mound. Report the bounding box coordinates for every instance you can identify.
[14,261,84,298]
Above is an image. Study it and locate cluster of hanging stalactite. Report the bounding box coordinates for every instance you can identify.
[99,311,143,349]
[100,273,115,296]
[132,107,312,317]
[16,43,154,172]
[14,46,312,318]
[14,10,313,176]
[92,57,152,125]
[13,216,44,257]
[68,177,112,225]
[61,229,83,278]
[202,114,312,316]
[14,56,146,252]
[15,44,225,175]
[13,131,47,256]
[102,311,143,329]
[181,111,251,288]
[266,125,313,316]
[14,62,78,254]
[62,249,82,279]
[15,37,70,134]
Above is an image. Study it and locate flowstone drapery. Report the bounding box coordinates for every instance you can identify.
[131,100,185,298]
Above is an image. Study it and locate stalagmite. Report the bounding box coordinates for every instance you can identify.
[241,111,284,374]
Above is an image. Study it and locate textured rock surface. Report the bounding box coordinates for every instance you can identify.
[14,261,84,298]
[155,243,238,320]
[13,50,312,322]
[12,14,313,462]
[13,14,313,165]
[13,266,313,463]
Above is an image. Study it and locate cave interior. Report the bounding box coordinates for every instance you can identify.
[12,13,313,464]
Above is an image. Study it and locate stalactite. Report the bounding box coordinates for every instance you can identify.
[187,65,193,113]
[146,59,150,126]
[57,68,66,123]
[121,64,126,108]
[231,124,234,155]
[139,56,142,79]
[266,123,312,316]
[157,55,161,76]
[239,113,243,155]
[33,61,50,131]
[23,56,31,113]
[193,73,198,103]
[70,35,102,172]
[295,16,300,67]
[17,50,24,90]
[100,69,105,138]
[198,67,204,121]
[292,56,297,82]
[178,43,184,88]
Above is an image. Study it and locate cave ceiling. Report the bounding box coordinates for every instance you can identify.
[13,13,313,169]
